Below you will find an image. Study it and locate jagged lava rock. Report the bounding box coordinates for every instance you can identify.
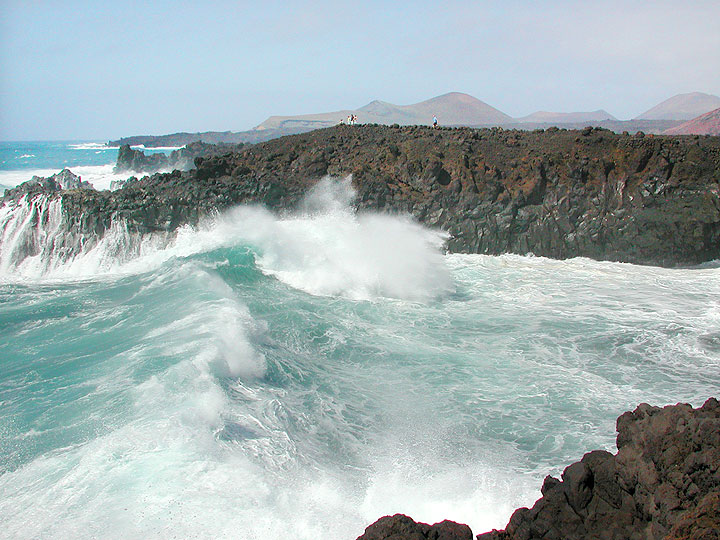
[114,144,169,174]
[114,142,246,174]
[356,514,473,540]
[3,168,93,199]
[477,398,720,540]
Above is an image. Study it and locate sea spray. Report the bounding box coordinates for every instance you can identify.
[0,193,175,278]
[0,193,64,274]
[0,178,452,301]
[225,178,453,300]
[1,177,719,538]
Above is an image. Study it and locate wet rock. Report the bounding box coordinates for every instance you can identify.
[114,144,169,173]
[357,514,472,540]
[2,168,93,200]
[477,398,720,540]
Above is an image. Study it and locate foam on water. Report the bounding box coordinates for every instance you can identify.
[0,164,137,191]
[1,178,452,302]
[69,143,120,150]
[130,145,184,151]
[1,177,719,538]
[225,179,452,301]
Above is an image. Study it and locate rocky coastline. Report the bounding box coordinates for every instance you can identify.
[357,398,719,540]
[113,141,246,174]
[2,128,718,538]
[3,124,720,267]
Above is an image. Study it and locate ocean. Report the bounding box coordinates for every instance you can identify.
[0,144,718,539]
[0,140,175,194]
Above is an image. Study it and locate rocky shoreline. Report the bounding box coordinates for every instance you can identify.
[357,398,719,540]
[2,128,718,538]
[113,141,246,175]
[3,124,720,267]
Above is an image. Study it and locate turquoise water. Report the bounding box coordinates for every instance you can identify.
[0,141,118,172]
[0,175,719,538]
[0,141,175,192]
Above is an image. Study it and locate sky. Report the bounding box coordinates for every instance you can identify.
[1,0,719,140]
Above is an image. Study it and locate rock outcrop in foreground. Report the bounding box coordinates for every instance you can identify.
[4,125,720,267]
[357,514,472,540]
[4,168,93,197]
[358,398,719,540]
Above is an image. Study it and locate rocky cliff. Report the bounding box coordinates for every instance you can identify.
[358,398,719,540]
[4,124,720,267]
[114,141,246,174]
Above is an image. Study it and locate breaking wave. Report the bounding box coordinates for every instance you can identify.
[0,178,452,301]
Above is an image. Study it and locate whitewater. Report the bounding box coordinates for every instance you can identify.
[0,178,719,539]
[0,141,179,193]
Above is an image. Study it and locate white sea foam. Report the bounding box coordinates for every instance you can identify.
[0,164,135,191]
[0,167,58,188]
[0,262,272,539]
[1,196,718,540]
[0,177,453,301]
[231,179,452,300]
[130,144,184,151]
[69,142,118,150]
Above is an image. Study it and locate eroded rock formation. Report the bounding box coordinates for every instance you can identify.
[113,141,246,174]
[477,398,720,540]
[4,168,93,198]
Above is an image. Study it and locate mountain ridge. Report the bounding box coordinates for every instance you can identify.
[517,109,617,123]
[635,92,720,121]
[109,91,718,147]
[663,107,720,135]
[254,92,511,130]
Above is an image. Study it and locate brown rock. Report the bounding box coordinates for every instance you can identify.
[475,398,720,540]
[357,514,472,540]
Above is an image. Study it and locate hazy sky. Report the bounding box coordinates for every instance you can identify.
[1,0,719,140]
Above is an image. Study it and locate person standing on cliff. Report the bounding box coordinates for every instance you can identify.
[433,115,438,128]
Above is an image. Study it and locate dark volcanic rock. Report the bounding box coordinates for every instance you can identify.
[357,514,473,540]
[3,168,93,199]
[167,141,245,170]
[6,125,720,266]
[113,141,246,174]
[476,398,720,540]
[114,144,169,174]
[358,399,719,540]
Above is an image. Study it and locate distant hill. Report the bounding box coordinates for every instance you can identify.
[490,119,682,134]
[517,110,617,123]
[111,91,713,148]
[635,92,720,120]
[254,92,512,130]
[663,107,720,135]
